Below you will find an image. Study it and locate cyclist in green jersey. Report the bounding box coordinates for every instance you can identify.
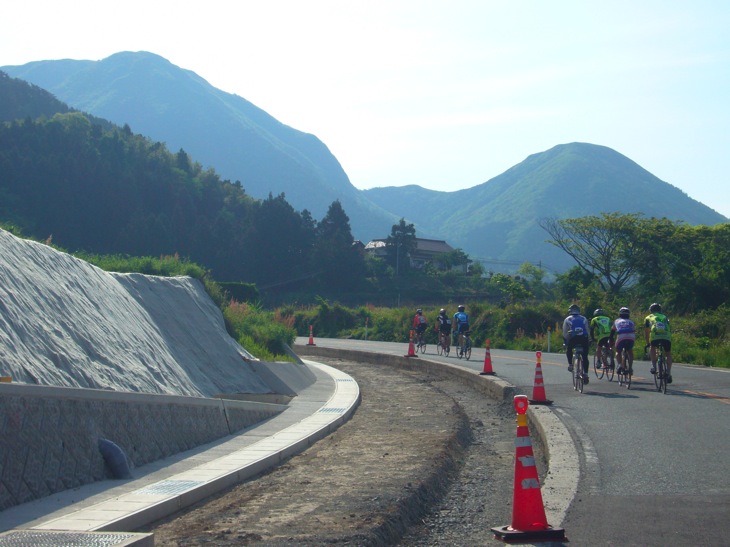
[590,308,613,369]
[644,302,673,383]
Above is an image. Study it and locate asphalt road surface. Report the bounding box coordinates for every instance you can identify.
[299,337,730,546]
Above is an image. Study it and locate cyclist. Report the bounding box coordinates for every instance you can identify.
[435,308,452,352]
[590,308,613,369]
[644,303,673,384]
[611,307,636,375]
[562,304,590,383]
[453,305,469,356]
[412,309,427,347]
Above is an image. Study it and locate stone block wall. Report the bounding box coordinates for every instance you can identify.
[0,384,285,510]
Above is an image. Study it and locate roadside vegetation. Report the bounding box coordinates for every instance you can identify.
[3,211,728,367]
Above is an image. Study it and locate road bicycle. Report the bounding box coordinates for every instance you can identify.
[616,345,632,389]
[651,344,669,394]
[456,331,472,360]
[593,339,614,381]
[414,329,427,354]
[572,344,585,393]
[436,330,451,357]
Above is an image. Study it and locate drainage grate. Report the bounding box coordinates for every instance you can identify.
[318,407,346,414]
[0,530,151,546]
[134,479,203,495]
[336,378,355,382]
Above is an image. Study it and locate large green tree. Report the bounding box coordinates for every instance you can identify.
[385,218,417,275]
[540,213,647,294]
[636,222,730,312]
[313,200,365,290]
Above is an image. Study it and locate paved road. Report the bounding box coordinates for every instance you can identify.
[298,337,730,546]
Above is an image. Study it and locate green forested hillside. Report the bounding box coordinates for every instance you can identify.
[364,143,727,271]
[0,108,367,291]
[1,53,400,240]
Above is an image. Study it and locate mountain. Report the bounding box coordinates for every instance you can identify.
[364,143,728,272]
[3,54,726,273]
[1,51,399,240]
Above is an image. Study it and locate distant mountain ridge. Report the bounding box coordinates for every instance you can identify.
[364,143,727,271]
[3,53,726,273]
[1,52,400,239]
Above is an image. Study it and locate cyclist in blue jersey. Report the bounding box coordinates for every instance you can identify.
[563,304,590,383]
[453,305,469,356]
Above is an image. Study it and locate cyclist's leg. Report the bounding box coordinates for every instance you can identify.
[626,342,634,374]
[649,343,657,373]
[582,340,590,375]
[664,341,673,382]
[566,338,575,371]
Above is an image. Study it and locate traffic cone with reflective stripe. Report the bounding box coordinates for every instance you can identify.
[404,330,418,358]
[492,395,565,542]
[307,325,316,346]
[480,339,495,375]
[529,351,552,405]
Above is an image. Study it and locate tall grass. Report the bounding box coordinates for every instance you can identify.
[277,299,730,368]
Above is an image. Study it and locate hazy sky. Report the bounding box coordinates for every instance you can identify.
[3,1,729,218]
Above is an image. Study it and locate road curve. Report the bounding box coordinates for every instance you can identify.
[298,337,730,545]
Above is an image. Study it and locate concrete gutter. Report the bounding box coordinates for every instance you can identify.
[0,361,359,546]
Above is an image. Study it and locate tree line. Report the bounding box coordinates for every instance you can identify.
[2,111,726,315]
[0,112,367,292]
[541,212,729,314]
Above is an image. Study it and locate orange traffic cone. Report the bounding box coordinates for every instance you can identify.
[492,395,565,542]
[529,351,552,405]
[480,339,495,375]
[404,330,418,358]
[307,325,316,346]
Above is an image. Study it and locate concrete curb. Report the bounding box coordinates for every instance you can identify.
[295,344,578,528]
[0,361,360,545]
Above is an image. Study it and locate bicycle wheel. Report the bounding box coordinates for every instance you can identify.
[605,351,615,382]
[617,357,626,387]
[437,339,444,356]
[464,340,471,360]
[456,338,463,359]
[593,352,604,379]
[575,355,584,393]
[624,350,632,389]
[653,354,666,391]
[575,356,583,393]
[444,342,450,357]
[658,354,667,394]
[419,339,426,353]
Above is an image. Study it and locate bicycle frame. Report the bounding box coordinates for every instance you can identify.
[573,344,584,393]
[656,344,667,393]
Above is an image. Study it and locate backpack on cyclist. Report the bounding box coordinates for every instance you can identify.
[570,315,587,337]
[649,313,670,337]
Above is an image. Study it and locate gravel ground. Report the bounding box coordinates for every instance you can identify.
[143,355,546,545]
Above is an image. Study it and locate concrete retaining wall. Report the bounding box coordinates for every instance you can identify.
[0,383,285,511]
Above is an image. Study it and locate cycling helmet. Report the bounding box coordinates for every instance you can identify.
[594,308,605,317]
[649,303,662,313]
[439,308,446,315]
[619,307,630,318]
[568,304,580,315]
[416,308,422,314]
[458,305,465,312]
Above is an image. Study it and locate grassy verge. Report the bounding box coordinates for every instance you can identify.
[279,299,730,368]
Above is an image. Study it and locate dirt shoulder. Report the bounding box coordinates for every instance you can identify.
[143,356,525,545]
